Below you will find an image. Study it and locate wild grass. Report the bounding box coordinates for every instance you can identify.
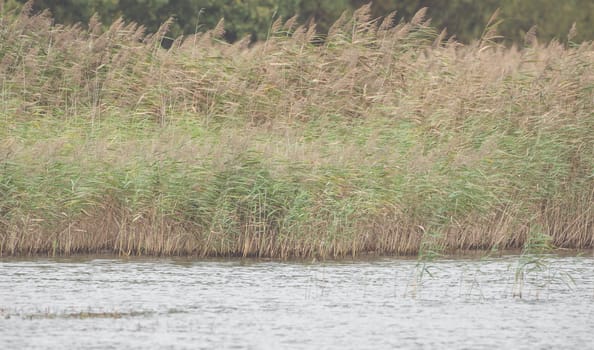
[0,4,593,258]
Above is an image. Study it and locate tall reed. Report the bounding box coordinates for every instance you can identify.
[0,5,592,258]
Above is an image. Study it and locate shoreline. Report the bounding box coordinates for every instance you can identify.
[2,248,593,262]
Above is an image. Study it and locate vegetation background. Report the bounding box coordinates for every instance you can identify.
[4,0,594,44]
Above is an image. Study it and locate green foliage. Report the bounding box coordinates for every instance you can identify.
[500,0,594,44]
[12,0,594,43]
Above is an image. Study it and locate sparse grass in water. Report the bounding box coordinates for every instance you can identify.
[0,4,593,258]
[513,226,576,298]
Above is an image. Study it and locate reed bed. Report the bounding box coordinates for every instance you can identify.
[0,5,593,258]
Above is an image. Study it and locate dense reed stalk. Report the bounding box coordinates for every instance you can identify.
[0,5,592,258]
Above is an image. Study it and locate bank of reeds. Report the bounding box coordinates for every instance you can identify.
[0,4,593,258]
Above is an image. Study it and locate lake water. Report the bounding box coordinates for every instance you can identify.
[1,253,593,349]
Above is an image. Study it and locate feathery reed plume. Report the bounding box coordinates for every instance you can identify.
[379,11,397,32]
[283,14,299,32]
[270,17,282,36]
[479,9,503,51]
[411,7,428,26]
[524,25,538,47]
[212,18,225,39]
[568,22,577,42]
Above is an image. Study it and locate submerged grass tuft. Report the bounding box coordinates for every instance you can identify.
[0,6,593,258]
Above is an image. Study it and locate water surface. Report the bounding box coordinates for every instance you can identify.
[1,254,593,349]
